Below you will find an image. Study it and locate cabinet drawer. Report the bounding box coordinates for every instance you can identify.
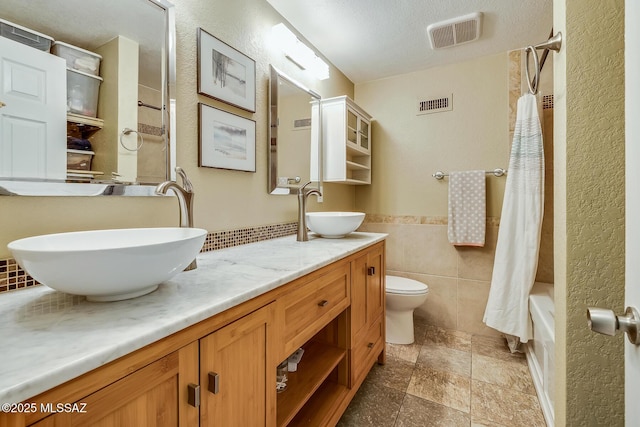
[351,315,383,384]
[282,263,350,355]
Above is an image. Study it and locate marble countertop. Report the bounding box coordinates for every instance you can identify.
[0,232,386,404]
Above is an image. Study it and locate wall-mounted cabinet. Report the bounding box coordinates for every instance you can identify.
[312,96,373,185]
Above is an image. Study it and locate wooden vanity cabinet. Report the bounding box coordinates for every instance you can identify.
[6,241,386,427]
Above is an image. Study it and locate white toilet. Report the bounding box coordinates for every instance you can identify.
[385,275,429,344]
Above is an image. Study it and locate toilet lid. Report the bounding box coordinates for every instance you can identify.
[385,276,428,295]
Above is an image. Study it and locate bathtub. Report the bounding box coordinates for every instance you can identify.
[526,282,554,427]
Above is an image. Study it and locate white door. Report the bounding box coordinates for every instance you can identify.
[627,1,640,424]
[0,36,66,179]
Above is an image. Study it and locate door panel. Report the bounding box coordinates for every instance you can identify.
[626,1,640,424]
[0,37,66,179]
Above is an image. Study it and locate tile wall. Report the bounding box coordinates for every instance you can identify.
[359,216,502,337]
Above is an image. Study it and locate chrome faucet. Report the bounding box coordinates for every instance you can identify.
[297,181,322,242]
[156,167,198,270]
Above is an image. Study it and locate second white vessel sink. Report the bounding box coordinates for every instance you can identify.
[8,227,207,302]
[306,212,365,238]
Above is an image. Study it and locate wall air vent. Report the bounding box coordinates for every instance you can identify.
[417,94,453,115]
[427,12,483,50]
[293,118,311,129]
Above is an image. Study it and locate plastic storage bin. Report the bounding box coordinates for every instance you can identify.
[66,68,102,117]
[0,18,53,51]
[52,41,101,76]
[66,149,95,171]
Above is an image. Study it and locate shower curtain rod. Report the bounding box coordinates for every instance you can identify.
[523,31,562,95]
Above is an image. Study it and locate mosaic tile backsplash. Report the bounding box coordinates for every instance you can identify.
[0,259,38,293]
[0,222,298,294]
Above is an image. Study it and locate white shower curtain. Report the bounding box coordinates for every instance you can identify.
[483,93,544,351]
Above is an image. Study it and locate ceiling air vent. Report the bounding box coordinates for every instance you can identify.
[417,94,453,115]
[427,12,483,50]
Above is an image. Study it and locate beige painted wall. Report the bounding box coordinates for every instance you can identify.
[354,52,510,218]
[0,0,356,259]
[554,0,625,425]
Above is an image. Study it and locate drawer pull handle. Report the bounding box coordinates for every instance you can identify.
[367,342,374,348]
[367,266,375,276]
[318,300,329,307]
[187,383,200,407]
[208,372,220,394]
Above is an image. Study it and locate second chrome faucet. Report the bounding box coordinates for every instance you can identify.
[297,182,322,242]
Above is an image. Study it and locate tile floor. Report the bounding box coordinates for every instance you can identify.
[338,316,547,427]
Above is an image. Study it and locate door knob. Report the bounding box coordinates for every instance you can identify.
[587,306,640,344]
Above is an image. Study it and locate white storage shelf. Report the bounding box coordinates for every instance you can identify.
[312,96,372,185]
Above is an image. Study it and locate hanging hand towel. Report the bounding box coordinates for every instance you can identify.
[447,170,486,247]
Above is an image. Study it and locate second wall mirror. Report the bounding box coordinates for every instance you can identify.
[268,65,322,195]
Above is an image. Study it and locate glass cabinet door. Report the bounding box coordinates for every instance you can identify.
[359,119,369,151]
[347,109,358,145]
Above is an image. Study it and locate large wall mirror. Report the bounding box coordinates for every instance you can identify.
[268,65,322,195]
[0,0,176,196]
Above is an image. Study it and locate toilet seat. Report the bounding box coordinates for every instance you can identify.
[385,276,428,295]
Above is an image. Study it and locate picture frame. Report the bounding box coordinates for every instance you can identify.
[197,28,256,112]
[198,103,256,172]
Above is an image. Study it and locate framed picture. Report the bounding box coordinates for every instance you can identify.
[197,28,256,112]
[198,103,256,172]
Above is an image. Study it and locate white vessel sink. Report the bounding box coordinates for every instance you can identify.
[306,212,365,238]
[8,227,207,302]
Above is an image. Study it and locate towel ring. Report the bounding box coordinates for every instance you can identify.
[119,128,144,152]
[525,46,540,95]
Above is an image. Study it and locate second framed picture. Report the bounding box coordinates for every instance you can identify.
[198,103,256,172]
[197,28,256,112]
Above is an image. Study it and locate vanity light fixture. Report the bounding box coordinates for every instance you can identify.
[272,23,330,80]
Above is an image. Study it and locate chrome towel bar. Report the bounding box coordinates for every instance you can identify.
[432,168,506,180]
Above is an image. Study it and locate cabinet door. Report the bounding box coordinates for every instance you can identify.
[351,243,385,340]
[349,242,386,385]
[29,343,199,427]
[365,243,384,324]
[200,304,276,427]
[346,109,358,146]
[350,252,369,340]
[358,118,370,152]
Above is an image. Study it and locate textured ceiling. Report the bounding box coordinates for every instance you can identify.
[265,0,554,84]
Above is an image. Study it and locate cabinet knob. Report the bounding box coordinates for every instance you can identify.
[187,383,200,407]
[208,372,220,394]
[318,299,329,307]
[367,342,374,348]
[367,266,375,276]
